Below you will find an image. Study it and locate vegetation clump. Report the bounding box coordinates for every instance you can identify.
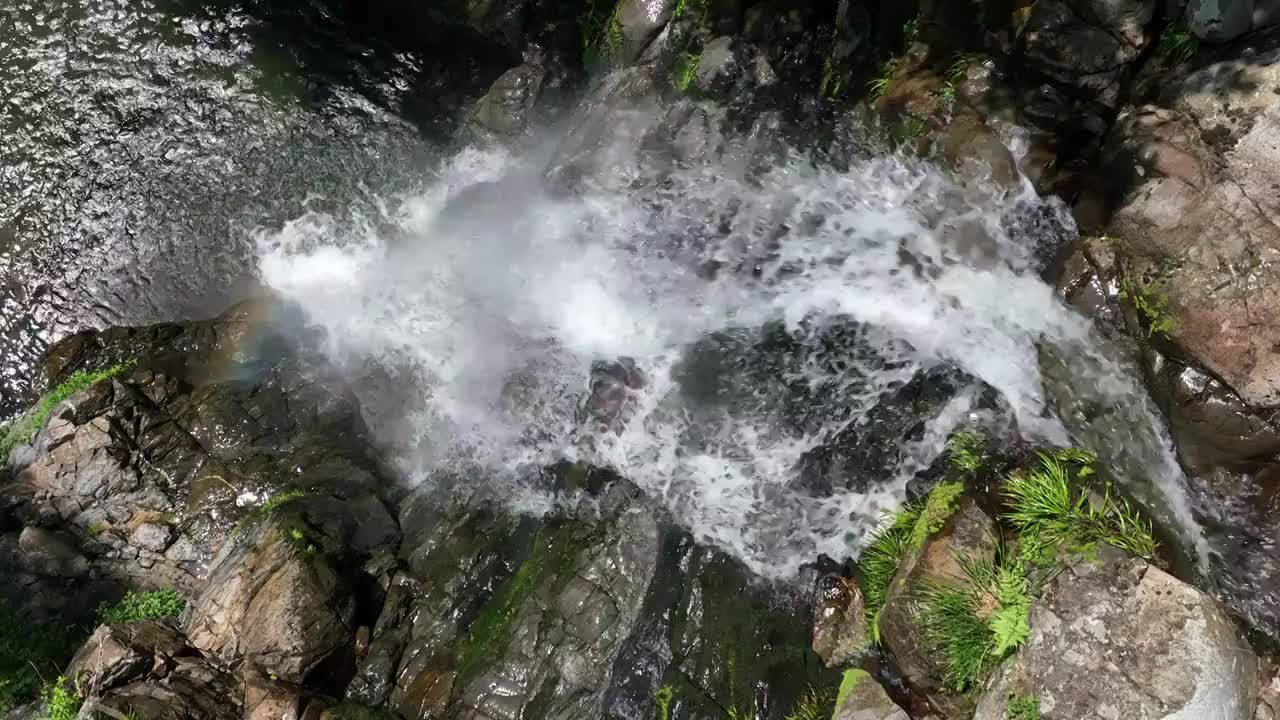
[0,362,133,461]
[1118,273,1177,339]
[858,503,922,639]
[909,481,964,550]
[946,430,986,473]
[41,678,82,720]
[1004,451,1157,560]
[782,687,831,720]
[655,684,674,720]
[1006,692,1041,720]
[99,589,186,625]
[918,549,1032,692]
[834,668,869,709]
[672,52,701,94]
[1160,24,1199,63]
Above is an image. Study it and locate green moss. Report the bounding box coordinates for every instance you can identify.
[99,589,186,625]
[909,481,965,550]
[656,684,675,720]
[858,503,923,642]
[455,524,579,685]
[41,678,81,720]
[0,602,84,713]
[86,522,107,540]
[1118,273,1176,339]
[278,525,319,555]
[0,361,133,461]
[1006,692,1040,720]
[258,488,306,516]
[1003,451,1157,560]
[834,669,869,711]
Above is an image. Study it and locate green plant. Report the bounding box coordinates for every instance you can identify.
[946,431,986,473]
[257,488,305,516]
[1006,692,1041,720]
[867,58,900,101]
[1160,25,1199,63]
[656,684,674,720]
[1004,452,1158,560]
[86,522,108,540]
[606,10,626,61]
[1118,274,1176,338]
[947,54,974,85]
[279,526,319,555]
[859,503,923,639]
[918,550,1031,692]
[892,114,929,145]
[0,362,133,461]
[41,678,81,720]
[0,602,83,713]
[782,688,831,720]
[672,52,701,93]
[99,589,185,625]
[909,481,964,550]
[903,15,920,44]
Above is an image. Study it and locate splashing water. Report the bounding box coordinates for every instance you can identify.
[256,131,1206,578]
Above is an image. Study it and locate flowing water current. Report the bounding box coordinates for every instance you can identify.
[256,135,1208,578]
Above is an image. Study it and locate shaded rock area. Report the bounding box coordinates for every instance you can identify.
[1,308,835,719]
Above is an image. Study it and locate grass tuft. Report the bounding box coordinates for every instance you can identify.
[859,503,923,640]
[1006,692,1041,720]
[0,362,133,462]
[867,58,901,101]
[1004,452,1157,560]
[783,687,832,720]
[41,678,82,720]
[918,548,1031,692]
[99,589,185,625]
[1160,25,1199,63]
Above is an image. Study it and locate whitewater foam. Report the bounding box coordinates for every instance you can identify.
[256,133,1206,577]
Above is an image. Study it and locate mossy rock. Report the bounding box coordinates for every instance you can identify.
[877,496,996,712]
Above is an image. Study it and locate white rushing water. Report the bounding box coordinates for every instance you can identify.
[256,125,1207,578]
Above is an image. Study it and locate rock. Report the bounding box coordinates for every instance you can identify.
[610,0,678,66]
[1020,0,1156,107]
[833,670,910,720]
[471,63,546,136]
[128,523,174,553]
[973,549,1257,720]
[878,496,996,711]
[242,668,304,720]
[1189,0,1256,41]
[812,574,869,668]
[17,526,89,578]
[1104,48,1280,408]
[64,620,240,720]
[185,518,356,684]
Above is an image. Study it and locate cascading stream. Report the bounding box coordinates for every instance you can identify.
[256,131,1209,578]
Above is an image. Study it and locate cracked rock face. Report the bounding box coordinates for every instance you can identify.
[974,548,1256,720]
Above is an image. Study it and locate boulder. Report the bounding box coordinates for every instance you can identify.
[471,63,546,137]
[64,621,240,720]
[833,670,910,720]
[973,549,1257,720]
[1188,0,1280,42]
[1104,47,1280,408]
[184,517,356,683]
[878,497,998,707]
[812,574,869,668]
[1019,0,1156,107]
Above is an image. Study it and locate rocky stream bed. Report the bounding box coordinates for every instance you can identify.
[7,0,1280,719]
